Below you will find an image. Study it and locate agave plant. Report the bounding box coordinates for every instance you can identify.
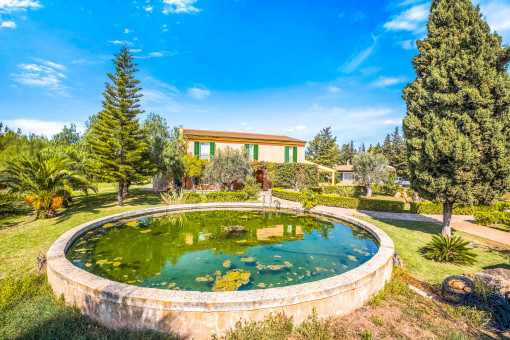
[160,189,186,205]
[423,234,477,264]
[0,153,96,218]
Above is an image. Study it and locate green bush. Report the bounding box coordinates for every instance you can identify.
[271,188,303,202]
[410,201,510,215]
[185,191,248,203]
[256,162,318,189]
[272,188,405,213]
[474,211,510,227]
[242,175,262,200]
[0,193,14,216]
[301,191,318,210]
[323,185,356,197]
[308,187,324,195]
[410,202,475,215]
[422,234,477,264]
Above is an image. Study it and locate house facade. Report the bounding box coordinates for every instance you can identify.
[182,128,306,163]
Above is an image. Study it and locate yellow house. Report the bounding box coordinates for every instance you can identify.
[181,127,306,163]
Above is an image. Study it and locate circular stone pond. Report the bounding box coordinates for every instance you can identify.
[47,203,394,339]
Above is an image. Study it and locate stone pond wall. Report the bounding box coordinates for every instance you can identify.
[47,203,394,339]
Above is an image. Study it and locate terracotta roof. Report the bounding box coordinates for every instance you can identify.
[182,129,306,144]
[334,165,354,171]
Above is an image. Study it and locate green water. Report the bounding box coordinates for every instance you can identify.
[67,210,378,292]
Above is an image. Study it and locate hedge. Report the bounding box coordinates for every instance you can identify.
[409,201,510,215]
[474,211,510,227]
[185,191,248,204]
[254,162,318,189]
[271,188,405,213]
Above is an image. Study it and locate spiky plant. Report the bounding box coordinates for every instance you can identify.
[0,153,96,218]
[423,234,477,264]
[160,190,186,205]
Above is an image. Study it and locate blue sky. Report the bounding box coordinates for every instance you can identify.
[1,0,510,146]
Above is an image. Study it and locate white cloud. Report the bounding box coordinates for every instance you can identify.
[108,40,133,45]
[162,0,200,14]
[136,51,176,59]
[2,119,84,137]
[144,5,153,12]
[328,85,341,93]
[383,3,429,32]
[11,60,68,94]
[478,0,510,41]
[295,125,307,130]
[383,118,403,125]
[398,39,414,50]
[130,48,142,53]
[124,28,133,33]
[0,0,41,12]
[372,76,407,87]
[0,20,15,27]
[187,87,210,99]
[339,34,378,73]
[71,58,100,65]
[241,122,247,125]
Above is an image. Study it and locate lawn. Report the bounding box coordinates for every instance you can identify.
[1,190,509,338]
[0,186,161,279]
[358,217,510,285]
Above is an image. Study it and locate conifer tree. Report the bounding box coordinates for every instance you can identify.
[87,46,153,206]
[403,0,510,236]
[306,127,341,167]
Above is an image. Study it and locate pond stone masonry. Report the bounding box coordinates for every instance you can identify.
[46,203,394,339]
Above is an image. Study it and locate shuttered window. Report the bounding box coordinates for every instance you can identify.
[210,142,215,157]
[254,144,258,161]
[293,146,298,163]
[194,141,200,156]
[284,146,290,162]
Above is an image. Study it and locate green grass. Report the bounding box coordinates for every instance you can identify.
[358,217,510,285]
[0,186,161,279]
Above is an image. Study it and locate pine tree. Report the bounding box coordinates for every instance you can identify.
[87,46,153,206]
[402,0,510,236]
[306,127,340,167]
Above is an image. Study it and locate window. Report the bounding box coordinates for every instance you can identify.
[246,145,253,160]
[199,142,210,160]
[343,172,353,182]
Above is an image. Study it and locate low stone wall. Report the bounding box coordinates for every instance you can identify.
[47,203,394,339]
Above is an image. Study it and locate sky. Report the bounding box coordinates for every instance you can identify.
[1,0,510,147]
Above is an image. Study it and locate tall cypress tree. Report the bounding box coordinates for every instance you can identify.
[403,0,510,236]
[87,46,153,206]
[306,127,341,168]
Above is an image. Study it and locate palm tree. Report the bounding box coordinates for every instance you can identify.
[0,153,97,218]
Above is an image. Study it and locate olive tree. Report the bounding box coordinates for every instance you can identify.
[352,152,388,197]
[202,147,252,191]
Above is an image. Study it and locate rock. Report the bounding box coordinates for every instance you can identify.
[471,268,510,296]
[222,225,247,233]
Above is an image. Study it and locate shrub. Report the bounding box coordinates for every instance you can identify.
[271,188,303,202]
[185,192,207,204]
[301,191,318,210]
[410,202,475,215]
[242,175,262,200]
[0,193,14,216]
[422,234,477,264]
[323,185,356,197]
[474,211,510,227]
[308,187,324,195]
[410,201,510,215]
[204,191,248,202]
[261,162,318,189]
[161,190,186,205]
[272,188,405,213]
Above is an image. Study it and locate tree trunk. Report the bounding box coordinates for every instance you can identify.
[118,180,124,207]
[122,179,131,198]
[412,191,420,202]
[442,201,453,237]
[366,184,373,197]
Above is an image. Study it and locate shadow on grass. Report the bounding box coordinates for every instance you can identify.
[370,217,442,236]
[53,190,162,225]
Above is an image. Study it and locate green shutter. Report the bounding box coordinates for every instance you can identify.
[284,146,289,162]
[254,144,259,161]
[293,146,297,163]
[210,142,215,156]
[194,141,199,156]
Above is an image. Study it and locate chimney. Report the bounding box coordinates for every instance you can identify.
[347,160,349,165]
[179,125,183,138]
